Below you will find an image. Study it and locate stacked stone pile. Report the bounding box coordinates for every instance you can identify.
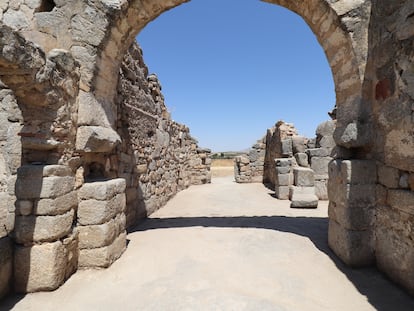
[308,120,336,200]
[234,138,266,183]
[236,120,336,208]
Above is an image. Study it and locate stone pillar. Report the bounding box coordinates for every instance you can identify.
[77,178,127,268]
[274,158,293,200]
[13,165,78,293]
[328,160,377,266]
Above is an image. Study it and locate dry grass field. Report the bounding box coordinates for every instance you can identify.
[211,158,235,178]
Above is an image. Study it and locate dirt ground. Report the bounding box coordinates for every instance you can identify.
[3,177,414,311]
[211,158,235,178]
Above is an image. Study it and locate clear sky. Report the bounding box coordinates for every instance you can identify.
[137,0,335,152]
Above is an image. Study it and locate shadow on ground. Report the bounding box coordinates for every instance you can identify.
[130,215,414,311]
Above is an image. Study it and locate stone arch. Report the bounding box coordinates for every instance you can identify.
[0,0,381,297]
[94,0,370,149]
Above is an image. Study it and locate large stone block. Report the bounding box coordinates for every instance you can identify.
[78,213,126,249]
[328,219,374,267]
[14,209,75,244]
[328,160,377,185]
[377,165,400,189]
[78,178,126,201]
[281,139,293,156]
[78,193,126,226]
[34,191,77,216]
[289,186,318,208]
[294,152,309,167]
[315,180,328,200]
[76,126,121,153]
[14,241,66,293]
[316,120,336,137]
[328,181,376,209]
[292,136,307,154]
[311,156,332,176]
[293,167,314,187]
[275,173,292,186]
[387,190,414,216]
[15,175,75,200]
[376,226,414,296]
[307,148,330,158]
[78,231,127,268]
[275,186,289,200]
[328,201,375,231]
[0,237,12,299]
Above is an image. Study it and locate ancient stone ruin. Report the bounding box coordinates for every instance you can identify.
[0,0,414,300]
[235,119,336,208]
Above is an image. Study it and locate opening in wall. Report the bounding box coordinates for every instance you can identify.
[37,0,55,13]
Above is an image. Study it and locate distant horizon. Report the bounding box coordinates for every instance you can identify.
[138,0,335,151]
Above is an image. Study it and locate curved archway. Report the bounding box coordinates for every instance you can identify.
[95,0,369,148]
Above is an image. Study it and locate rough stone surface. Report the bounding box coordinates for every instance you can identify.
[14,241,67,293]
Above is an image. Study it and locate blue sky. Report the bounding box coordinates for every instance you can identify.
[137,0,335,152]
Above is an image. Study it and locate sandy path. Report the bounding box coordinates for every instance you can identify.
[3,177,414,310]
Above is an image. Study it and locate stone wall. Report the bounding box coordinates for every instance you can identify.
[115,42,211,226]
[235,120,336,204]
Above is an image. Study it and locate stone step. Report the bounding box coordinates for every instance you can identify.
[289,186,318,208]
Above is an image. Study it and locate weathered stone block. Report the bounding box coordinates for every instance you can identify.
[78,193,126,226]
[275,186,290,200]
[276,166,290,174]
[76,126,121,153]
[281,139,293,156]
[289,186,318,208]
[328,181,376,209]
[311,156,332,176]
[315,180,328,200]
[79,231,127,268]
[328,159,377,185]
[275,158,292,167]
[78,213,126,249]
[78,178,126,201]
[307,148,330,158]
[14,209,75,244]
[387,190,414,216]
[295,152,309,167]
[0,237,12,299]
[275,173,292,186]
[328,219,374,267]
[15,175,75,200]
[14,241,66,293]
[292,136,307,154]
[378,165,400,189]
[376,226,414,296]
[318,136,336,149]
[328,201,375,231]
[293,167,315,187]
[34,191,77,216]
[316,120,336,137]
